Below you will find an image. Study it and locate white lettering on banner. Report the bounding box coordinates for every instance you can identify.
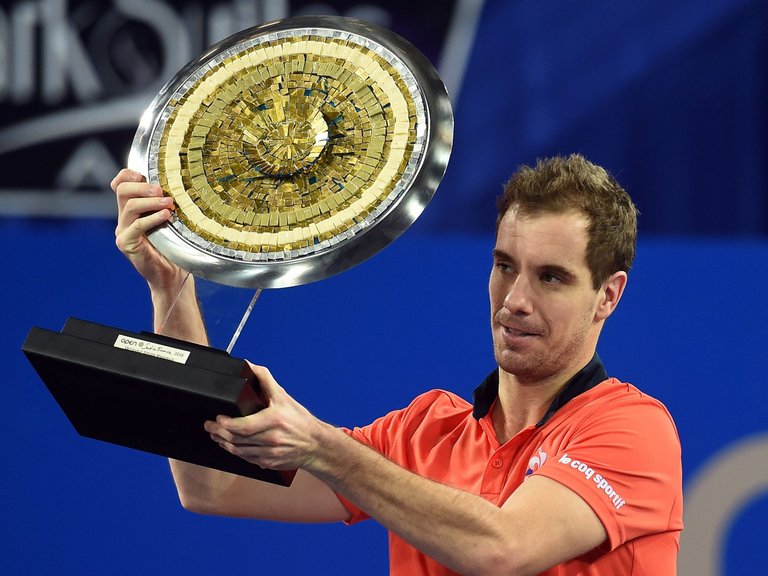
[113,334,190,364]
[557,453,626,510]
[0,0,486,216]
[1,0,101,104]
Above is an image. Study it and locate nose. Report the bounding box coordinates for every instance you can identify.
[503,275,534,315]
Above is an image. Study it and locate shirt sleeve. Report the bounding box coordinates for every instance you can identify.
[336,425,388,524]
[532,386,683,549]
[336,390,466,524]
[336,395,423,524]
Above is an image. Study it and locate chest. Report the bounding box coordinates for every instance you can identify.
[392,416,578,505]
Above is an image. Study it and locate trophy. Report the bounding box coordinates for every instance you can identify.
[22,16,453,485]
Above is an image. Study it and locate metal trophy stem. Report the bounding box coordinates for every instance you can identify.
[226,289,262,354]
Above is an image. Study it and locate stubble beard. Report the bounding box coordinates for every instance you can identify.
[492,313,593,385]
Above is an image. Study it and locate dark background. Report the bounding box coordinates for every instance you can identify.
[1,1,766,574]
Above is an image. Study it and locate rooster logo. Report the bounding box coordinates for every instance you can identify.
[525,448,548,476]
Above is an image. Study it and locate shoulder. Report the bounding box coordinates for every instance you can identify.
[541,378,682,471]
[535,379,683,548]
[402,388,472,414]
[589,379,679,437]
[346,389,474,451]
[544,378,682,473]
[367,388,473,430]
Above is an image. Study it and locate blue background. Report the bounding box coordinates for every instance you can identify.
[2,1,767,574]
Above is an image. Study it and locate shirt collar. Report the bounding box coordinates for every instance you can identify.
[471,354,609,425]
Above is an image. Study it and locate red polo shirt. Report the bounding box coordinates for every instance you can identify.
[342,363,683,575]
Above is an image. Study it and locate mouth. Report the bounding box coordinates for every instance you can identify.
[498,327,540,352]
[496,318,544,346]
[494,311,543,343]
[502,325,540,338]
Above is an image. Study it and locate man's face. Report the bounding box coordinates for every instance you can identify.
[489,209,606,385]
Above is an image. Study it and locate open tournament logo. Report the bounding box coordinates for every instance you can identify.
[0,0,484,218]
[525,447,547,476]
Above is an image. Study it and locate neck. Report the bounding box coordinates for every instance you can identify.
[492,371,567,443]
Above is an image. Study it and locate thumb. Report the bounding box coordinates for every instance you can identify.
[247,362,283,404]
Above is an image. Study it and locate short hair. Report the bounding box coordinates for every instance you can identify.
[496,154,638,289]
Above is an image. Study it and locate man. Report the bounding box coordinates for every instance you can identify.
[111,154,682,575]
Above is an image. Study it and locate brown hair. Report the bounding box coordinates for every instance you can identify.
[497,154,638,288]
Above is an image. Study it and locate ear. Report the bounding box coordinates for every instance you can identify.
[595,271,628,322]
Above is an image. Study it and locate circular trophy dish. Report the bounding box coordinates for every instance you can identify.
[129,16,453,289]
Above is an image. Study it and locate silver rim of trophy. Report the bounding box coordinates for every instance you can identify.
[128,15,453,289]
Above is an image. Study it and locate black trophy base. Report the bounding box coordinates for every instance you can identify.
[22,318,295,486]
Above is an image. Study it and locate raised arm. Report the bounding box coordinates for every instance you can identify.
[110,169,350,524]
[111,168,206,343]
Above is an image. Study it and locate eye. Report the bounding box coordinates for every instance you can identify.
[494,260,512,273]
[541,272,563,285]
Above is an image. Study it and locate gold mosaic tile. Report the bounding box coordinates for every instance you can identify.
[152,27,426,259]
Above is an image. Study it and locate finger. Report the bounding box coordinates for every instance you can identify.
[115,195,174,235]
[214,413,270,438]
[115,181,165,215]
[110,168,145,193]
[211,433,265,450]
[132,208,172,234]
[246,362,285,402]
[209,432,250,447]
[208,427,267,458]
[216,440,297,470]
[210,430,279,458]
[117,209,172,248]
[205,417,261,441]
[115,204,173,256]
[115,180,162,201]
